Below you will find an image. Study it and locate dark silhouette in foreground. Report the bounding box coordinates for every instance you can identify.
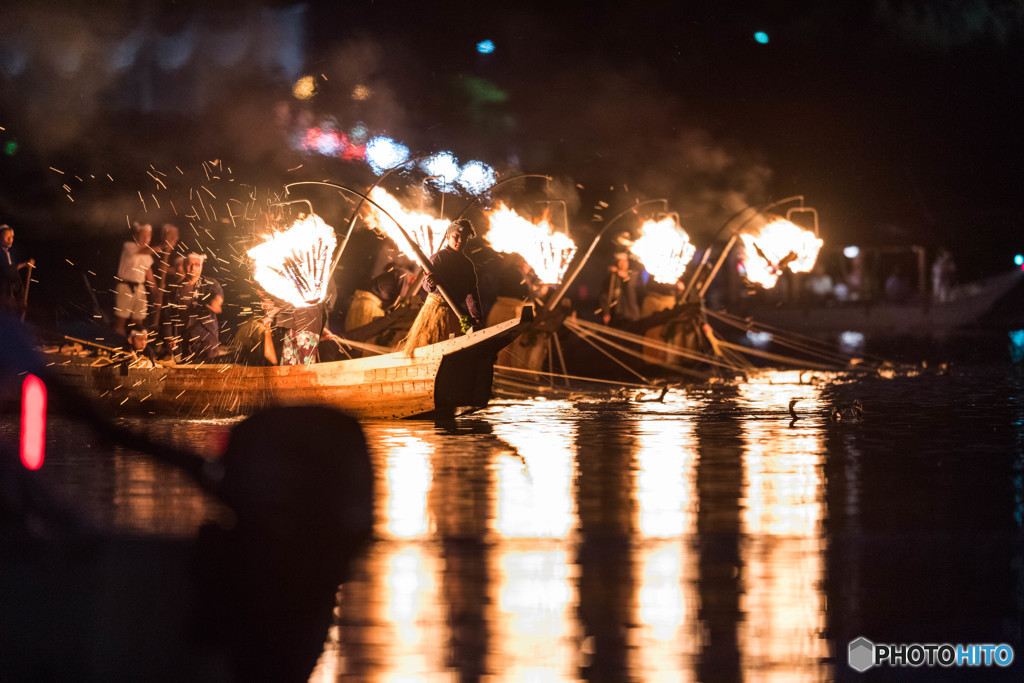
[1,314,374,682]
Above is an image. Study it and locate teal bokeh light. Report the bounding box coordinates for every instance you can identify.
[476,39,495,54]
[1015,254,1023,267]
[754,31,770,44]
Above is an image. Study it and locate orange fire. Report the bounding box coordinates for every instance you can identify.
[739,219,823,289]
[630,216,697,284]
[363,187,450,258]
[248,213,337,307]
[483,202,577,284]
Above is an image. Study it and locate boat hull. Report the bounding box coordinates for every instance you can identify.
[737,270,1024,337]
[46,310,532,420]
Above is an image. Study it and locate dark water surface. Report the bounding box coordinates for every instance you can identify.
[4,333,1024,681]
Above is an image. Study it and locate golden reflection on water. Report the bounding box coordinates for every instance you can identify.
[377,429,434,539]
[737,374,831,680]
[491,400,576,538]
[633,406,700,681]
[314,375,830,681]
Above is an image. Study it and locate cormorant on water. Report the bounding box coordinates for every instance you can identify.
[788,398,801,420]
[830,399,864,422]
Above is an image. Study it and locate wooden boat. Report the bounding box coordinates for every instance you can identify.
[46,308,533,420]
[735,269,1024,337]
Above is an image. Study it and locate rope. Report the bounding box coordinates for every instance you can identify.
[563,318,722,378]
[494,364,662,390]
[566,317,739,371]
[562,319,653,384]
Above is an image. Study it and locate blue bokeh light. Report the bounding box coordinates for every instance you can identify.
[1015,254,1023,267]
[754,31,769,44]
[365,136,410,175]
[420,152,461,187]
[476,39,495,54]
[457,161,497,195]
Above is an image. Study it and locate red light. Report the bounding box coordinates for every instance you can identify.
[20,374,46,470]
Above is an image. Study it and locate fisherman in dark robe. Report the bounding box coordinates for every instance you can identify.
[402,219,484,353]
[1,224,34,316]
[171,253,224,362]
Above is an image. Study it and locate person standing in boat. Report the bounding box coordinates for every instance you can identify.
[932,248,956,303]
[0,223,34,316]
[600,250,641,326]
[344,260,415,333]
[171,252,224,362]
[147,223,179,328]
[485,252,549,371]
[402,218,484,353]
[112,221,155,337]
[262,281,339,366]
[188,290,228,361]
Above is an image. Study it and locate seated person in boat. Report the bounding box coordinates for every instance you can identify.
[122,328,158,368]
[402,219,484,353]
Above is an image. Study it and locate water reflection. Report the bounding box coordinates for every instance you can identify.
[13,365,1023,680]
[736,378,829,680]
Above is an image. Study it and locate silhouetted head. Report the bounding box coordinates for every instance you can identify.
[199,405,374,680]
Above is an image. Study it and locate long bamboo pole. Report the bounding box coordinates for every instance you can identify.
[20,263,33,321]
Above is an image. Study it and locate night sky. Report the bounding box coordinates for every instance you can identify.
[1,0,1022,286]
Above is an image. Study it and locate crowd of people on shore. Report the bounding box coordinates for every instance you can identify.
[760,249,958,307]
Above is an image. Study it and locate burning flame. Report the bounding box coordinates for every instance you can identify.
[739,219,823,288]
[363,187,450,259]
[630,216,696,284]
[248,213,337,307]
[483,202,577,284]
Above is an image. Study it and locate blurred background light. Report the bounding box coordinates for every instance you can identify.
[476,39,495,54]
[745,330,773,347]
[349,123,368,144]
[456,160,497,194]
[839,331,865,352]
[754,31,770,44]
[1014,254,1023,267]
[156,27,195,70]
[293,75,317,100]
[108,34,141,73]
[420,152,461,187]
[843,245,860,259]
[365,136,410,174]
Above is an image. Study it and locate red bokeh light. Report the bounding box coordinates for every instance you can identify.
[20,374,46,470]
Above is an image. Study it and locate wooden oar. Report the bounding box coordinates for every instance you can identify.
[20,262,33,321]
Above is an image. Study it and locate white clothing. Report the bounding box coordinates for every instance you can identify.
[117,241,154,284]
